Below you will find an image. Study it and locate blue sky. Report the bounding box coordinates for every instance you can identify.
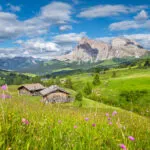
[0,0,150,59]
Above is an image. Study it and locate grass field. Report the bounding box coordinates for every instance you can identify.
[0,86,150,150]
[62,68,150,116]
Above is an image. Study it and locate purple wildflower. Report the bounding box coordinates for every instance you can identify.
[74,125,77,129]
[22,118,29,125]
[92,123,96,127]
[128,136,135,141]
[109,122,112,125]
[112,111,117,116]
[106,113,109,117]
[119,144,127,150]
[85,117,89,121]
[1,94,6,99]
[108,117,111,121]
[1,85,7,90]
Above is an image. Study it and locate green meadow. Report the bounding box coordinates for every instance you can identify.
[0,67,150,149]
[0,86,150,150]
[65,68,150,116]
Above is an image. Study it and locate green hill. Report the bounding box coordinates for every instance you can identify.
[58,68,150,117]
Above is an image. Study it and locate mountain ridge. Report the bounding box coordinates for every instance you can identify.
[56,37,148,63]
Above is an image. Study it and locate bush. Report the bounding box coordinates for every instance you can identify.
[75,91,83,101]
[93,74,100,85]
[84,82,92,95]
[112,71,117,78]
[120,90,148,102]
[65,78,73,89]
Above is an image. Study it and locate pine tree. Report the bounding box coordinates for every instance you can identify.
[84,82,92,95]
[75,91,83,101]
[93,74,100,85]
[65,78,73,89]
[112,71,117,78]
[55,77,61,85]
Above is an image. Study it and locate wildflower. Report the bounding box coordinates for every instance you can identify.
[92,123,96,127]
[85,117,89,121]
[22,118,29,125]
[1,94,11,99]
[74,125,77,129]
[109,122,112,125]
[119,144,127,150]
[106,113,109,117]
[128,136,135,141]
[1,84,7,90]
[108,117,111,121]
[112,111,117,116]
[1,94,6,99]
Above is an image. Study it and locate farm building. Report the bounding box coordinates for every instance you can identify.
[18,83,45,96]
[40,85,72,103]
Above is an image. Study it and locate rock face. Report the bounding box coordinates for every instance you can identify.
[57,37,147,62]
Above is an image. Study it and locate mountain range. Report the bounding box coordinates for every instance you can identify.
[56,37,148,62]
[0,37,149,74]
[0,57,39,71]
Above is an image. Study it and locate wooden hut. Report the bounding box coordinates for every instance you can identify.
[40,85,71,103]
[18,83,45,96]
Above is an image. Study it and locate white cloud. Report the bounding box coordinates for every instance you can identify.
[53,32,86,43]
[52,32,87,52]
[40,2,72,24]
[110,21,139,30]
[78,5,147,18]
[109,19,150,31]
[109,9,150,31]
[0,47,22,58]
[0,12,23,41]
[59,25,72,31]
[0,2,73,41]
[8,38,61,59]
[0,32,86,59]
[7,3,21,12]
[16,38,60,52]
[134,10,148,21]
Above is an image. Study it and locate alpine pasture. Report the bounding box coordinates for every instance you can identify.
[0,67,150,149]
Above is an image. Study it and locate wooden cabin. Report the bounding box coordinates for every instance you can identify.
[18,83,45,96]
[40,85,71,103]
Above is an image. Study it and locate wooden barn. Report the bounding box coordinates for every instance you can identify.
[40,85,71,103]
[18,83,45,96]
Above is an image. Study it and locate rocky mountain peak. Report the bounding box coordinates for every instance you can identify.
[56,37,147,63]
[111,37,143,48]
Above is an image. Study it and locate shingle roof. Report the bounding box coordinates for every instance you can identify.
[18,83,45,91]
[40,85,69,96]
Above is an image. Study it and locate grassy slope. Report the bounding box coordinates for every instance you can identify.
[63,68,150,116]
[0,85,150,149]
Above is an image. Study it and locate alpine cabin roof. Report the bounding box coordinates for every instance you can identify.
[40,85,69,96]
[18,83,45,91]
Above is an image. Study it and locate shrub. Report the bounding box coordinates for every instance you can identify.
[75,91,83,101]
[84,82,92,95]
[112,71,117,78]
[120,90,148,102]
[65,78,73,89]
[93,74,100,85]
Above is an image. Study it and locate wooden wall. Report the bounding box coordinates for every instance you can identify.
[43,91,70,103]
[19,88,32,96]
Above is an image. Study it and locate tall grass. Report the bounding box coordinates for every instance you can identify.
[0,88,150,150]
